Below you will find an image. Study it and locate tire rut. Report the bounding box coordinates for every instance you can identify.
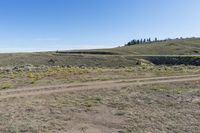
[0,74,200,100]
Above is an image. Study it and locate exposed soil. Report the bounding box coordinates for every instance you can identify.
[0,75,200,133]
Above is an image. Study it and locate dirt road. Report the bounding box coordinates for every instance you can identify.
[1,74,200,100]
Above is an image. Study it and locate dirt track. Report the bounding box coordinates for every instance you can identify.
[0,74,200,133]
[1,74,200,100]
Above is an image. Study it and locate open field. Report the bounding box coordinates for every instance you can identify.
[0,38,200,133]
[1,65,200,90]
[0,65,200,133]
[0,73,200,132]
[0,38,200,67]
[1,0,200,132]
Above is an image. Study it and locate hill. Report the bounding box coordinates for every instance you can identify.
[117,38,200,55]
[0,38,200,67]
[64,38,200,55]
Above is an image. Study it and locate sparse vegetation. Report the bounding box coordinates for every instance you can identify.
[0,83,12,90]
[0,37,199,133]
[0,38,199,68]
[0,81,199,132]
[0,65,199,90]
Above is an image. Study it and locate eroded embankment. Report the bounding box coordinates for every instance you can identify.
[145,56,200,66]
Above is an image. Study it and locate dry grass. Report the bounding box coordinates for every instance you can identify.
[0,83,12,90]
[0,65,199,89]
[0,81,199,132]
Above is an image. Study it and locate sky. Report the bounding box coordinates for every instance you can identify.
[0,0,200,52]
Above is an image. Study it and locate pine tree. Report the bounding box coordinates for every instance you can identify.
[137,40,140,44]
[143,39,146,43]
[149,38,151,42]
[155,37,158,42]
[140,39,143,44]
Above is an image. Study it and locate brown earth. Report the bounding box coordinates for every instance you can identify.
[0,74,200,133]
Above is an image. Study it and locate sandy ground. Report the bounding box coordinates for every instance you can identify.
[0,74,200,133]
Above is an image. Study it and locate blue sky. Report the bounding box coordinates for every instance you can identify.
[0,0,200,52]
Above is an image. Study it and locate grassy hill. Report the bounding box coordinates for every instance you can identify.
[64,38,200,55]
[112,38,200,55]
[0,53,140,67]
[0,38,200,67]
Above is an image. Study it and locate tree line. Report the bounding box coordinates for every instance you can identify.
[125,37,162,46]
[125,37,199,46]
